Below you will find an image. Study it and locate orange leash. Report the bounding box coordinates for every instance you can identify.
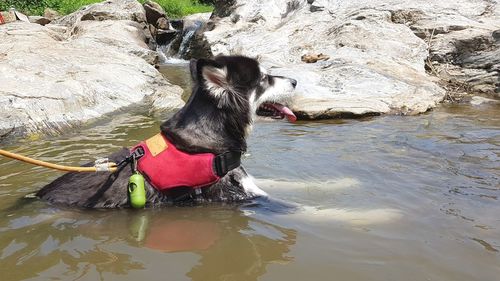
[0,149,118,173]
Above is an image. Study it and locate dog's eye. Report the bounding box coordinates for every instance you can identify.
[261,74,268,81]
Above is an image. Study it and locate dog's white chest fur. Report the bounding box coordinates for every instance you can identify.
[241,175,267,197]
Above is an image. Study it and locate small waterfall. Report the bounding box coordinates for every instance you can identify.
[157,20,204,63]
[157,43,177,64]
[177,21,203,58]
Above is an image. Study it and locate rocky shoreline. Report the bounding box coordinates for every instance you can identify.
[0,0,498,140]
[0,0,184,141]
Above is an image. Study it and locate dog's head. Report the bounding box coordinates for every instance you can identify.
[161,56,297,154]
[190,56,298,123]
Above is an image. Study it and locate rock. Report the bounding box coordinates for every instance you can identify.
[0,0,184,139]
[427,29,499,97]
[53,0,146,26]
[392,2,500,98]
[198,0,447,117]
[149,23,157,37]
[176,12,213,59]
[43,8,59,21]
[143,0,166,26]
[470,96,499,106]
[183,12,212,24]
[170,19,184,30]
[193,0,500,118]
[156,17,169,30]
[493,29,500,40]
[156,29,178,45]
[28,16,51,26]
[212,0,236,18]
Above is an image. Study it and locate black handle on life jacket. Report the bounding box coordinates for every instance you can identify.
[116,147,145,168]
[214,151,242,177]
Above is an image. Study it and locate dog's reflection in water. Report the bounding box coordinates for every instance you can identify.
[127,207,296,280]
[0,200,296,280]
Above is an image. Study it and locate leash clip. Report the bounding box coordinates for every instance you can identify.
[132,154,138,173]
[94,158,111,172]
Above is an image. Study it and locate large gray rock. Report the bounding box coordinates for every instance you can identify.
[53,0,146,25]
[197,0,499,118]
[388,1,499,98]
[0,0,184,139]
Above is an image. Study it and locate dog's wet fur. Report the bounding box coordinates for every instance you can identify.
[36,56,297,208]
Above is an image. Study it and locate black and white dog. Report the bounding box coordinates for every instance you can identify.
[36,56,298,208]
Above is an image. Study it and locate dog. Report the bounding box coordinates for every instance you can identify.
[36,55,298,208]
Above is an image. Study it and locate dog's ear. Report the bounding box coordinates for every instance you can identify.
[197,59,229,95]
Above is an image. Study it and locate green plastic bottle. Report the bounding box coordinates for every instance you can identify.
[128,173,146,208]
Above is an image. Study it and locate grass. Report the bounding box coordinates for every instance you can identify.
[0,0,212,18]
[145,0,213,18]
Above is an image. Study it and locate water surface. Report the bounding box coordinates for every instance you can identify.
[0,65,499,281]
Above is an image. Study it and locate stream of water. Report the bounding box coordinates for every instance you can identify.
[0,63,498,281]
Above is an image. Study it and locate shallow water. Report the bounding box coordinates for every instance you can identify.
[0,65,499,281]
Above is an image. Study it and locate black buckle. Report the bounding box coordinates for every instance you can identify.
[214,151,242,177]
[131,147,145,159]
[117,147,145,168]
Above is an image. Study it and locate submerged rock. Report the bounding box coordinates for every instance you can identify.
[0,0,184,139]
[194,0,499,118]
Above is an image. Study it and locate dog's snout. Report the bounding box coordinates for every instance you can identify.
[290,78,297,88]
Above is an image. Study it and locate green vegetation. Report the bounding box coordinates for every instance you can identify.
[146,0,212,18]
[0,0,212,18]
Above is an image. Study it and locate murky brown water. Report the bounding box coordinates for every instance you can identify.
[0,64,499,281]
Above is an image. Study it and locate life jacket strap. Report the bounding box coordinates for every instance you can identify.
[213,150,242,177]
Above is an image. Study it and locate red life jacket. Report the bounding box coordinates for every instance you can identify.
[132,133,220,191]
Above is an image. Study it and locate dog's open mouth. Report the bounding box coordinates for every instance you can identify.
[257,103,297,122]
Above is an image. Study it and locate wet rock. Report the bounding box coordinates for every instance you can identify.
[29,16,51,26]
[156,29,178,45]
[143,0,166,26]
[0,0,183,139]
[194,0,499,118]
[174,12,213,59]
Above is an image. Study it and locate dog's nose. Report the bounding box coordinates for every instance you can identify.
[290,79,298,88]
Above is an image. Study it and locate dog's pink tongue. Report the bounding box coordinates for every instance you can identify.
[272,104,297,123]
